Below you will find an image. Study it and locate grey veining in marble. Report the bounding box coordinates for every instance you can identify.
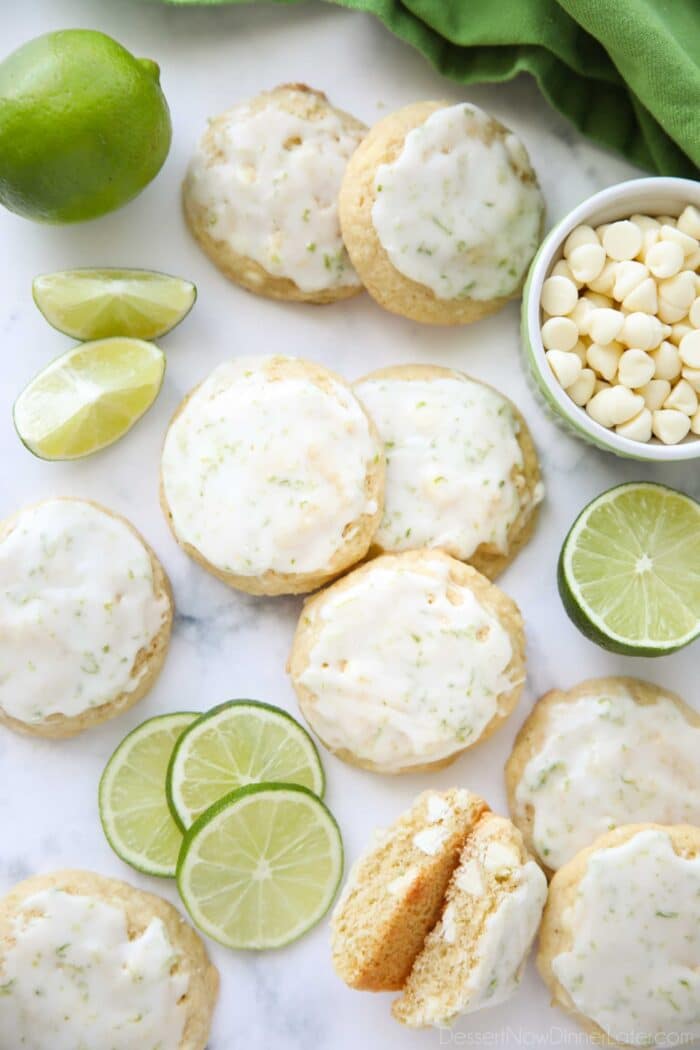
[1,2,698,1048]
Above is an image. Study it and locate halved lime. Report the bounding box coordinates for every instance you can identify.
[167,700,325,830]
[14,337,165,459]
[33,269,196,340]
[99,712,197,878]
[558,482,700,656]
[177,783,343,949]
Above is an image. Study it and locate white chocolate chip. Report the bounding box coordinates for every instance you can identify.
[652,408,691,444]
[617,349,655,389]
[426,795,451,822]
[588,307,625,345]
[595,223,610,241]
[441,903,457,944]
[677,205,700,240]
[622,277,658,314]
[691,407,700,435]
[613,260,648,301]
[587,259,618,295]
[584,291,613,310]
[563,224,599,257]
[679,329,700,368]
[620,312,664,351]
[541,316,579,352]
[603,220,642,261]
[616,407,652,442]
[664,378,698,416]
[685,248,700,271]
[483,842,520,874]
[569,297,597,335]
[638,379,671,410]
[645,239,684,279]
[682,367,700,392]
[550,258,582,288]
[690,297,700,328]
[547,350,583,389]
[586,386,644,427]
[567,367,596,406]
[569,242,606,283]
[413,826,449,856]
[660,224,698,255]
[455,860,485,896]
[658,271,697,323]
[571,339,589,365]
[586,341,623,381]
[630,214,660,233]
[593,379,611,396]
[650,341,682,381]
[387,867,419,896]
[541,275,578,315]
[670,323,693,346]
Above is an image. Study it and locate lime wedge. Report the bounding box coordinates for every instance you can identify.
[177,784,343,949]
[558,482,700,656]
[99,713,197,878]
[167,700,325,830]
[14,337,165,459]
[33,269,196,340]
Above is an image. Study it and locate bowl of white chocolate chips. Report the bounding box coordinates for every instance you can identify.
[522,177,700,460]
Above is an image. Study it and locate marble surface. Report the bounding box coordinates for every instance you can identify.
[2,2,699,1048]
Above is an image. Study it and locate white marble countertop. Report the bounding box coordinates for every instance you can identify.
[2,2,699,1048]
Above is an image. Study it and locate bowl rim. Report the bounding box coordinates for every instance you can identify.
[524,175,700,462]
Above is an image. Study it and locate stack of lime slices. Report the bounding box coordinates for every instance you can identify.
[15,269,195,460]
[99,700,343,950]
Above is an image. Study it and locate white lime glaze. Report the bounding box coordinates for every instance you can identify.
[161,356,379,578]
[0,888,188,1049]
[0,500,168,725]
[514,689,700,869]
[552,829,700,1046]
[187,95,363,292]
[355,374,541,558]
[297,556,517,771]
[371,103,543,301]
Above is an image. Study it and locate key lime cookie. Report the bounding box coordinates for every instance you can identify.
[160,355,384,595]
[393,813,546,1027]
[506,677,700,874]
[354,365,543,577]
[0,499,173,739]
[538,825,700,1047]
[0,870,218,1049]
[289,549,525,773]
[339,101,544,324]
[331,789,490,990]
[183,83,366,303]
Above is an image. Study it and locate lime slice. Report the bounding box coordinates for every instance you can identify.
[99,713,197,878]
[177,783,343,949]
[14,337,165,460]
[33,269,196,340]
[558,482,700,656]
[167,700,325,830]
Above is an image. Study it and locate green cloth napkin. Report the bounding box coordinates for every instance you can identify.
[160,0,700,177]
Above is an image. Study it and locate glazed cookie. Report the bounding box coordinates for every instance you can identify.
[331,789,489,991]
[183,83,366,303]
[506,677,700,874]
[288,549,525,773]
[339,100,544,324]
[538,824,700,1047]
[393,813,546,1027]
[354,365,543,577]
[0,499,173,739]
[161,355,384,596]
[0,870,218,1049]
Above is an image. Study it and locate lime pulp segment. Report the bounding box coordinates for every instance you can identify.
[13,337,165,460]
[559,482,700,654]
[177,783,343,949]
[33,269,196,340]
[99,712,198,878]
[166,699,325,830]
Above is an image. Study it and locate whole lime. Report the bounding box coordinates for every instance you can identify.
[0,30,172,223]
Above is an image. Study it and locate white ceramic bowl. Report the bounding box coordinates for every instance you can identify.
[522,176,700,461]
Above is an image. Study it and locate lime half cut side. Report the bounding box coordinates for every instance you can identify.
[33,269,196,340]
[558,482,700,656]
[99,712,197,878]
[166,700,325,830]
[177,783,343,949]
[14,337,165,460]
